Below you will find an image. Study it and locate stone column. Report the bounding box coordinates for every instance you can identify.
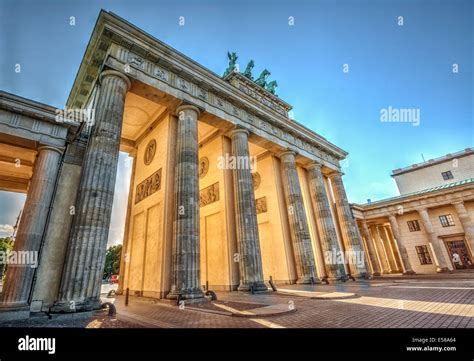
[167,105,204,300]
[417,208,450,272]
[51,70,131,312]
[388,214,415,274]
[230,129,267,292]
[0,146,62,312]
[452,200,474,253]
[377,225,398,272]
[385,225,404,272]
[360,220,381,276]
[279,151,319,284]
[329,172,370,279]
[370,224,390,273]
[306,163,347,281]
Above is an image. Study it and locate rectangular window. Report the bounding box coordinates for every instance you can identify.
[407,220,421,232]
[441,171,454,180]
[416,245,432,265]
[439,214,455,227]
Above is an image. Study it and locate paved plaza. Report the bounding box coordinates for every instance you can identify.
[2,273,472,328]
[113,273,474,328]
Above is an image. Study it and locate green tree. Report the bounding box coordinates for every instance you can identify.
[103,244,122,279]
[0,237,14,280]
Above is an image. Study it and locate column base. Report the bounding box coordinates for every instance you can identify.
[50,298,102,313]
[296,276,321,284]
[352,272,372,280]
[323,275,349,283]
[403,270,416,275]
[0,305,30,322]
[436,267,450,273]
[238,281,269,293]
[166,287,205,301]
[371,272,381,277]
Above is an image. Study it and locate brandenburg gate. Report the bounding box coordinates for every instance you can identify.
[0,10,370,320]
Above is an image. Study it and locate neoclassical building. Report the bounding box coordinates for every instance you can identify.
[353,148,474,275]
[0,10,371,320]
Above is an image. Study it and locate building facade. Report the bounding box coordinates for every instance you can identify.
[0,11,371,320]
[353,148,474,275]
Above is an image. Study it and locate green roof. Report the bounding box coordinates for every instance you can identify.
[357,178,474,207]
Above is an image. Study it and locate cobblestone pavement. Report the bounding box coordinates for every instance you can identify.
[1,274,473,328]
[112,274,474,329]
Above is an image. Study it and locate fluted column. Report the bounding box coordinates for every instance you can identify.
[279,151,318,284]
[417,208,450,272]
[377,225,398,272]
[370,224,391,273]
[167,104,204,300]
[307,163,347,281]
[388,214,415,274]
[0,146,62,311]
[360,220,381,276]
[452,200,474,253]
[230,129,267,292]
[329,171,370,279]
[51,70,131,312]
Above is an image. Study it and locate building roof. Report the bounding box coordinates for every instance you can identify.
[355,178,474,208]
[391,148,474,176]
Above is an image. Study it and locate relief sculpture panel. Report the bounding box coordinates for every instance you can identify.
[135,168,162,204]
[200,182,219,207]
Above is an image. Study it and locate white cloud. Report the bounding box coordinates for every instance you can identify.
[0,224,14,238]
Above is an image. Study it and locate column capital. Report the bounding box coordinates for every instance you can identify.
[229,127,249,138]
[175,104,200,118]
[451,200,465,206]
[306,161,323,171]
[37,145,63,156]
[415,206,429,213]
[278,150,297,160]
[387,212,399,220]
[328,170,344,179]
[99,70,131,91]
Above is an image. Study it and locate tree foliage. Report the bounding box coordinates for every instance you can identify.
[103,244,122,279]
[0,237,14,280]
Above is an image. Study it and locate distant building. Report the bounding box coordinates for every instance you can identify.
[392,148,474,194]
[353,148,474,275]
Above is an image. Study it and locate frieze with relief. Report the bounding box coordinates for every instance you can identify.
[256,197,267,214]
[135,168,162,204]
[200,182,219,207]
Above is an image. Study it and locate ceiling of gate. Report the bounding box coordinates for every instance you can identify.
[121,92,166,141]
[121,90,224,150]
[0,140,36,193]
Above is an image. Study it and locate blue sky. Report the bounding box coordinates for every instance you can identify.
[0,0,472,242]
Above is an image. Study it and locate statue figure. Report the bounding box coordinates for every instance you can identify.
[255,69,270,88]
[266,80,278,95]
[243,60,254,80]
[223,52,238,78]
